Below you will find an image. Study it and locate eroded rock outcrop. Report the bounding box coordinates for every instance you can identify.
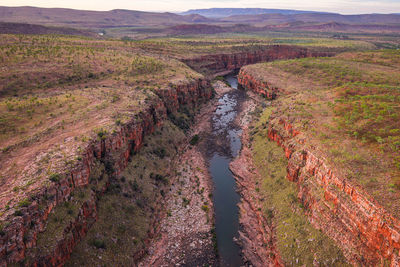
[0,78,212,266]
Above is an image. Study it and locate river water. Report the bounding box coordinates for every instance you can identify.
[209,74,245,266]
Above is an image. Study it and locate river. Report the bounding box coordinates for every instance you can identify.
[209,74,245,266]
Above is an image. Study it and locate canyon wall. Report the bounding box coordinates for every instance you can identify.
[238,68,280,99]
[183,45,334,76]
[239,73,400,266]
[0,78,212,266]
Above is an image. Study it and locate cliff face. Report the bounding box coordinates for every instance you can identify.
[237,69,280,99]
[238,74,400,265]
[268,118,400,265]
[183,45,334,76]
[154,79,212,113]
[0,78,212,266]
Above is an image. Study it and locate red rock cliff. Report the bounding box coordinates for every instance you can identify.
[238,74,400,266]
[0,78,212,266]
[238,68,280,99]
[183,45,334,76]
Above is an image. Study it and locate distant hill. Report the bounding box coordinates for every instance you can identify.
[0,22,95,35]
[268,22,400,34]
[166,22,400,36]
[0,6,399,36]
[180,8,331,18]
[165,24,264,35]
[0,6,213,28]
[222,13,400,25]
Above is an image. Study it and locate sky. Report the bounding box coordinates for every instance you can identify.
[0,0,400,14]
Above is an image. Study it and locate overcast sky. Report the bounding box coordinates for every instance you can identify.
[1,0,400,14]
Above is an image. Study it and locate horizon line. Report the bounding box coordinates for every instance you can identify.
[1,5,399,16]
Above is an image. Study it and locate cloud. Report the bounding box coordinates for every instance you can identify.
[1,0,399,14]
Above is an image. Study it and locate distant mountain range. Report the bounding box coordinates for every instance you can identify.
[0,6,399,35]
[221,13,400,25]
[0,22,96,35]
[0,6,213,28]
[180,8,332,18]
[165,22,400,35]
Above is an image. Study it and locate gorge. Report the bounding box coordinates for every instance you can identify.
[1,34,399,267]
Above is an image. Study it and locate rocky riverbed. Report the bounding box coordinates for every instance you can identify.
[138,81,232,266]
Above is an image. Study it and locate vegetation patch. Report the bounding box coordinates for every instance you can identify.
[189,134,200,145]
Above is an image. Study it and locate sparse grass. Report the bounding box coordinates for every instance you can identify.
[0,35,200,97]
[25,121,185,264]
[0,32,387,264]
[0,35,371,197]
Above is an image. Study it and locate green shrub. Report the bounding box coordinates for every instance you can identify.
[182,197,190,207]
[150,173,168,184]
[152,148,166,159]
[201,205,209,212]
[14,210,23,216]
[0,224,5,236]
[90,238,106,249]
[49,173,61,182]
[97,128,108,140]
[190,134,200,146]
[18,199,31,208]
